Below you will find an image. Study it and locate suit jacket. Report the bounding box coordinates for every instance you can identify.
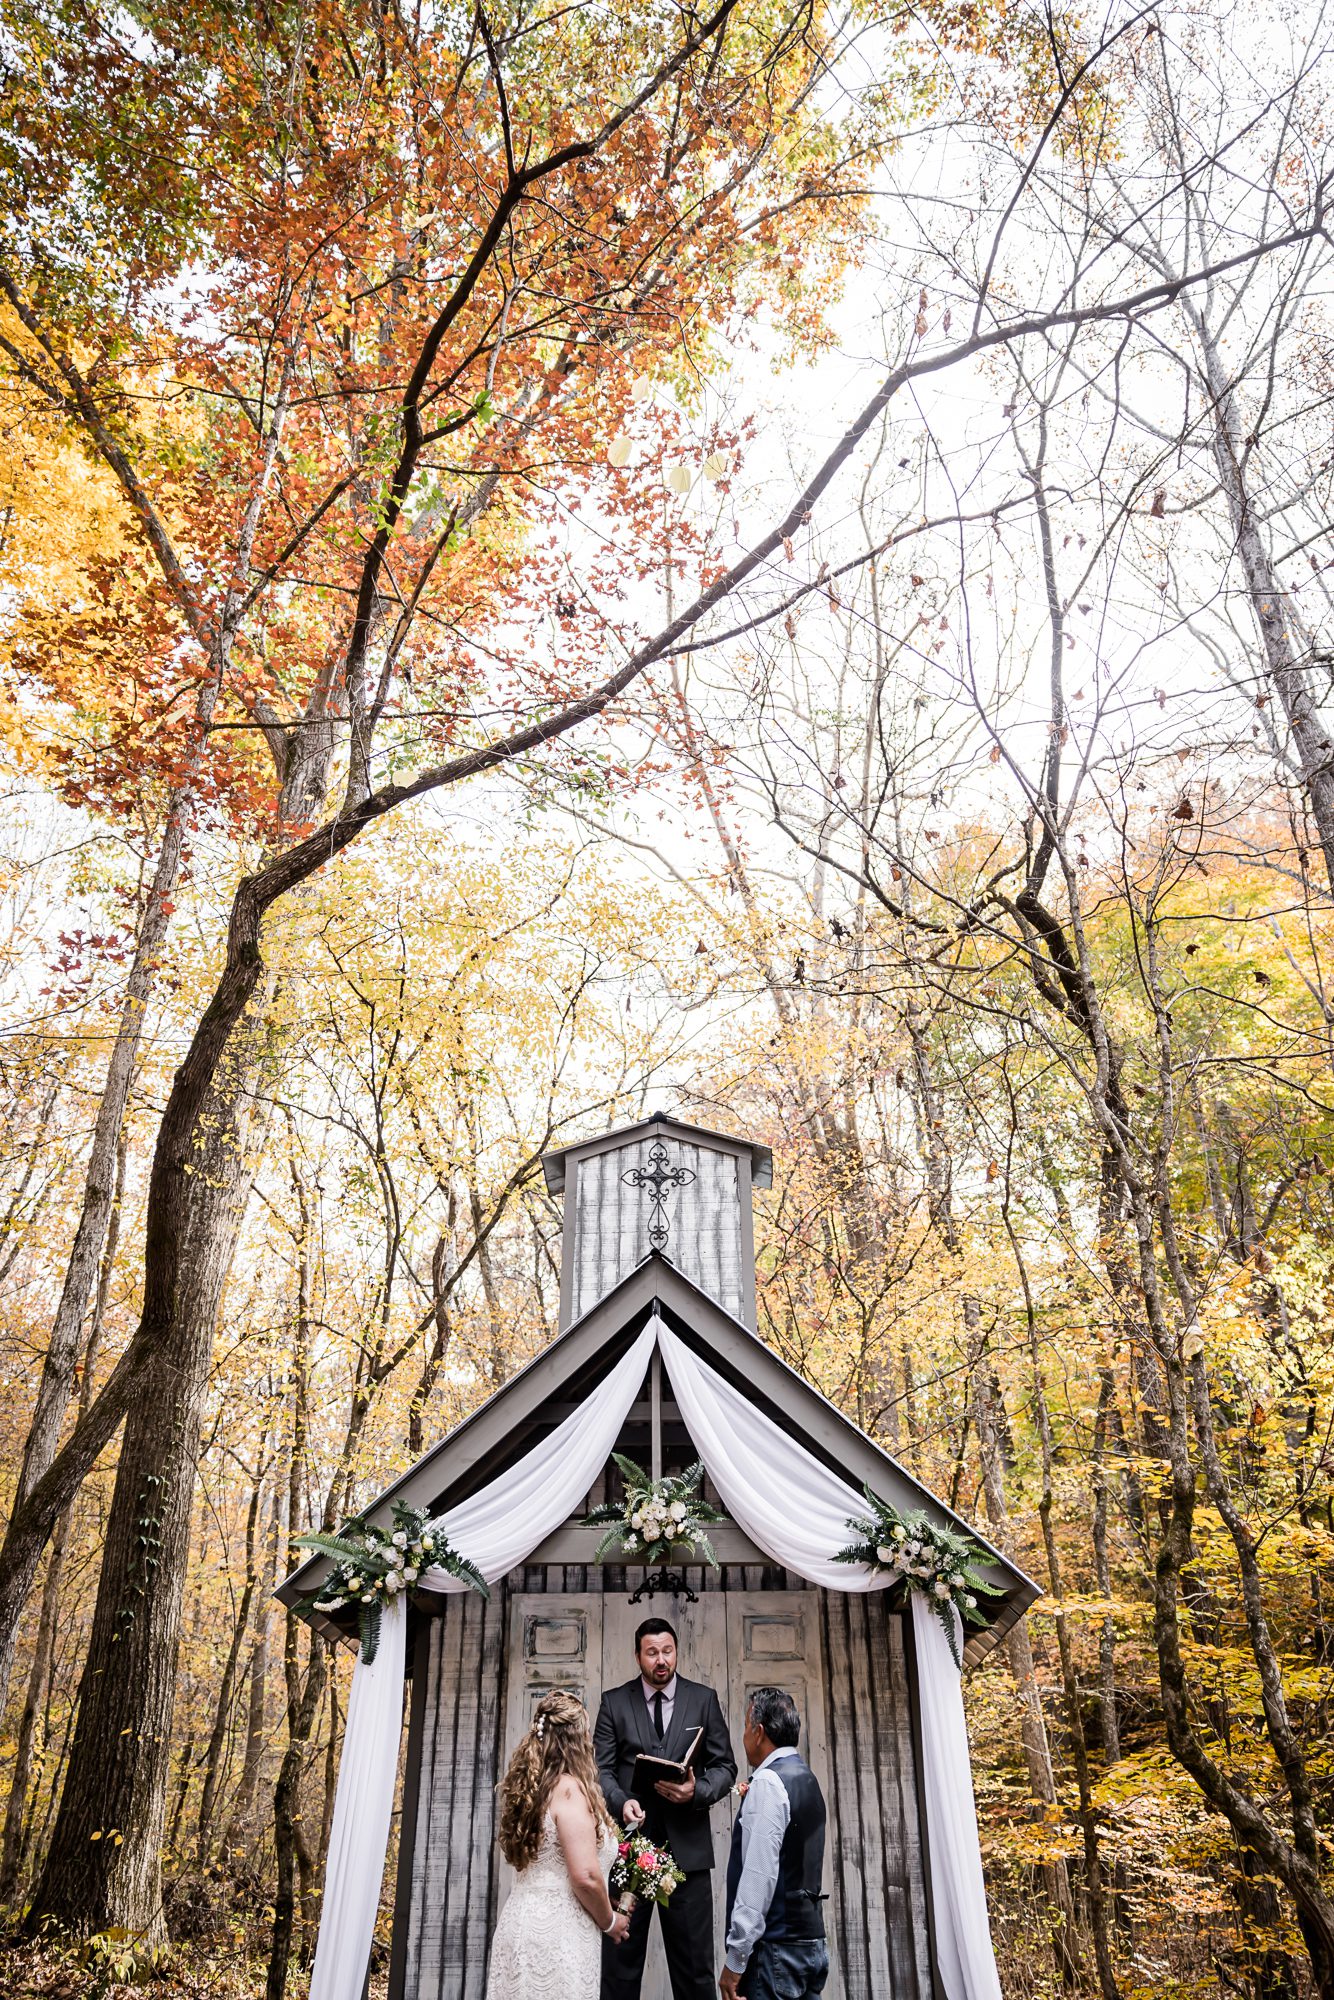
[593,1673,737,1874]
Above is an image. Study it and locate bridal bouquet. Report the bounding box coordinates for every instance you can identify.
[835,1489,1004,1667]
[293,1500,487,1663]
[585,1454,723,1567]
[610,1831,686,1913]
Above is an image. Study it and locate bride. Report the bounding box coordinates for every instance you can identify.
[487,1688,631,1997]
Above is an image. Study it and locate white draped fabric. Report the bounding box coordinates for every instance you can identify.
[655,1322,892,1594]
[307,1593,408,2000]
[306,1314,1003,2000]
[911,1596,1005,2000]
[417,1322,658,1593]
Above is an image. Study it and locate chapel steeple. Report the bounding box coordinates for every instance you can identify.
[541,1112,772,1332]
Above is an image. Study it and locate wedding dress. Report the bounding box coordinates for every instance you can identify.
[485,1811,616,1999]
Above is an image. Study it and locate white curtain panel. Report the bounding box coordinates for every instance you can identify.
[307,1593,408,2000]
[417,1321,657,1592]
[305,1314,1003,2000]
[911,1595,1005,2000]
[656,1321,894,1593]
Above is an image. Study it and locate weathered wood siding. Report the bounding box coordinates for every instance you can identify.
[821,1593,935,2000]
[566,1139,749,1326]
[391,1567,937,2000]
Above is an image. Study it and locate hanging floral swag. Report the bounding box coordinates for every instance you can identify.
[835,1490,1005,1667]
[585,1455,723,1567]
[294,1501,488,1663]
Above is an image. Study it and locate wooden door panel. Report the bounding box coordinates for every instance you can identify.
[726,1593,838,1997]
[497,1594,604,1913]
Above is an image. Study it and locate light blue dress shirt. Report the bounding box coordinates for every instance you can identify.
[724,1745,801,1974]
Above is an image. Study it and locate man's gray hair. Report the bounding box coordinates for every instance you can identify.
[747,1686,801,1748]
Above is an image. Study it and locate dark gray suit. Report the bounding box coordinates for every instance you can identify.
[595,1673,737,2000]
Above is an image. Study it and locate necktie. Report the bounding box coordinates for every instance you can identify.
[653,1690,665,1741]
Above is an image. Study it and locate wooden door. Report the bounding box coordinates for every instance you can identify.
[725,1594,838,1995]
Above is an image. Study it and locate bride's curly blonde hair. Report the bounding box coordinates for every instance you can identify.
[498,1689,616,1870]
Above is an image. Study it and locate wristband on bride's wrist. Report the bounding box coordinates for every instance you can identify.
[603,1912,619,1934]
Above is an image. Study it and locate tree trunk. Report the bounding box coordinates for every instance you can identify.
[195,1473,266,1863]
[267,1628,328,2000]
[26,1017,271,1941]
[1,1132,128,1904]
[1190,308,1334,896]
[222,1491,280,1849]
[0,1536,62,1905]
[1091,1371,1121,1767]
[975,1362,1086,1986]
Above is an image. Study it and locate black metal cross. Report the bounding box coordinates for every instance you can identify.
[622,1139,695,1252]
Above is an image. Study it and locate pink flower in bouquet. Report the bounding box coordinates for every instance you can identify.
[619,1842,631,1858]
[641,1849,660,1869]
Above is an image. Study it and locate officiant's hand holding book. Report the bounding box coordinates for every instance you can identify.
[630,1725,704,1803]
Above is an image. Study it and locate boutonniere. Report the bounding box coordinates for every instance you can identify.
[734,1779,750,1801]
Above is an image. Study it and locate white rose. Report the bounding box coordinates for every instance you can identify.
[387,1549,404,1567]
[892,1524,907,1541]
[392,1531,408,1548]
[876,1545,894,1564]
[965,1594,977,1608]
[404,1566,419,1582]
[631,1510,644,1529]
[948,1574,963,1589]
[386,1572,401,1592]
[670,1501,687,1522]
[347,1576,362,1593]
[411,1540,424,1555]
[933,1581,951,1598]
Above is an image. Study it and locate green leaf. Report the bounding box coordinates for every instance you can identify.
[294,1531,378,1568]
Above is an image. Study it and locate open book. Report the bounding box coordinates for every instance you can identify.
[631,1726,704,1799]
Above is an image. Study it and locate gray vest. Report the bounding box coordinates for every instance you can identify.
[725,1754,826,1946]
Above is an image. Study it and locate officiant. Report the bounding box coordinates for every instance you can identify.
[594,1617,738,2000]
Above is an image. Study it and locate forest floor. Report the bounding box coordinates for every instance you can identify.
[0,1935,392,1999]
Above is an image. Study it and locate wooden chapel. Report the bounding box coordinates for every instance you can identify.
[278,1113,1038,2000]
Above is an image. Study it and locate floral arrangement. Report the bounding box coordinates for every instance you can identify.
[835,1489,1005,1667]
[585,1454,723,1567]
[610,1829,686,1912]
[294,1500,487,1663]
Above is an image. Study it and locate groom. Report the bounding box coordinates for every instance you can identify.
[594,1616,737,2000]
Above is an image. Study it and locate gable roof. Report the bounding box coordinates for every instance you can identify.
[540,1110,773,1193]
[278,1251,1038,1664]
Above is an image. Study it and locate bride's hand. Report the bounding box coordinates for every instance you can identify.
[607,1911,631,1944]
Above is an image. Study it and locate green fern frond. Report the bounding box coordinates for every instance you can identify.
[294,1530,376,1568]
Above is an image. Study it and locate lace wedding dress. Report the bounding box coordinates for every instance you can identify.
[485,1811,615,1999]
